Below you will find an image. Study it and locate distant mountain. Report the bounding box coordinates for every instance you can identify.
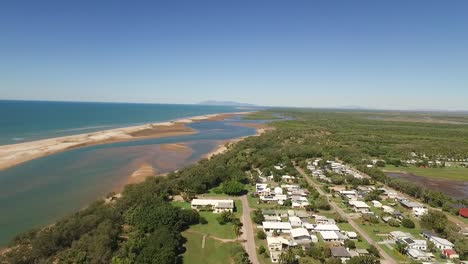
[198,100,258,107]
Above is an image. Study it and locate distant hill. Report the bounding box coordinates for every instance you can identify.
[198,100,258,107]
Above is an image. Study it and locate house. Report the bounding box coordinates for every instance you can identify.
[265,215,282,222]
[302,221,315,230]
[399,238,427,250]
[291,196,309,208]
[315,215,335,225]
[345,231,358,240]
[320,231,346,243]
[291,228,312,244]
[282,175,295,183]
[263,222,292,233]
[274,187,283,195]
[314,224,340,232]
[310,234,319,243]
[191,199,234,213]
[413,207,428,217]
[256,183,270,195]
[267,236,290,263]
[389,231,413,240]
[392,210,404,220]
[262,209,276,217]
[372,200,382,208]
[348,200,370,213]
[330,246,351,263]
[400,200,425,210]
[289,216,302,227]
[295,211,310,219]
[443,249,459,259]
[382,205,395,214]
[460,208,468,218]
[430,236,454,250]
[421,230,438,240]
[407,249,433,261]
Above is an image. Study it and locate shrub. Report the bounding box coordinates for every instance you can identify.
[257,230,267,240]
[401,218,415,228]
[199,216,208,225]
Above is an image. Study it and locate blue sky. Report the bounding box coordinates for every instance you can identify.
[1,0,467,110]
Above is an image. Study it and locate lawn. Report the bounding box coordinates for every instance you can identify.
[383,165,468,181]
[182,231,240,264]
[173,200,242,239]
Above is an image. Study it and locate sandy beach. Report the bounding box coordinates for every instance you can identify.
[0,112,250,171]
[203,123,273,160]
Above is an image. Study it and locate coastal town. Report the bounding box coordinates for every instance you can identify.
[184,158,468,264]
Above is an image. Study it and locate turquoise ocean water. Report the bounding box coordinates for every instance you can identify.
[0,101,262,245]
[0,100,243,145]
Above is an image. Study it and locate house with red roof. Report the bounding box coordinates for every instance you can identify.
[443,249,459,259]
[460,208,468,218]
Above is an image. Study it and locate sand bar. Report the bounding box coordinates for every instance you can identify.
[0,112,250,171]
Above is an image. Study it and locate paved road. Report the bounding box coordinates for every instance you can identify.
[240,194,260,264]
[295,166,397,264]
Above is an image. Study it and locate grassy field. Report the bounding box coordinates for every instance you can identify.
[383,165,468,181]
[182,231,240,264]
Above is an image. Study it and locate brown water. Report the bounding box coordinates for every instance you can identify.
[386,172,468,199]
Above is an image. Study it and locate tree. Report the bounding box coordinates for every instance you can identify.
[401,218,415,228]
[279,249,298,264]
[367,245,380,258]
[348,256,380,264]
[222,181,245,195]
[344,239,356,249]
[258,245,266,254]
[395,241,407,255]
[420,210,447,233]
[388,219,400,227]
[252,210,265,225]
[257,230,267,240]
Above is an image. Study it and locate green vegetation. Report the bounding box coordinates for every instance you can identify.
[3,108,468,263]
[243,111,280,120]
[384,164,468,181]
[182,231,242,264]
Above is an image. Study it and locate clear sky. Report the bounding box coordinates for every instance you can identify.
[1,0,467,110]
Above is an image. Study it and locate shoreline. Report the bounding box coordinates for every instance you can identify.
[0,112,251,171]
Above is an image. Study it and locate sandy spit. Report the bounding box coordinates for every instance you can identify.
[0,112,251,171]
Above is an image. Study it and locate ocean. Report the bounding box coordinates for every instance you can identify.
[0,100,244,145]
[0,101,263,246]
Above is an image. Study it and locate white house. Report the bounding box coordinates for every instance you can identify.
[191,199,234,213]
[399,238,427,250]
[413,207,428,217]
[314,224,340,232]
[282,175,296,183]
[320,231,346,243]
[256,183,270,195]
[274,187,283,195]
[289,216,302,227]
[263,221,292,233]
[389,231,413,240]
[407,249,433,261]
[430,236,454,250]
[349,200,370,213]
[267,236,290,263]
[382,205,395,214]
[371,200,382,208]
[291,228,312,244]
